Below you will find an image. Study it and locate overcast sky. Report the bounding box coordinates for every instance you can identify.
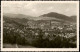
[2,2,77,17]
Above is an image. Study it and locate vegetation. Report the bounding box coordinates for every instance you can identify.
[3,26,76,48]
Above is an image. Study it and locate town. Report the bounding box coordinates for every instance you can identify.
[3,20,77,48]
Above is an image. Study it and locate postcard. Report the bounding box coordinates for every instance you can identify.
[1,1,79,51]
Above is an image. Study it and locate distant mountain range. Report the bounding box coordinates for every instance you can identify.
[40,12,76,22]
[4,12,76,22]
[3,12,77,27]
[3,13,37,20]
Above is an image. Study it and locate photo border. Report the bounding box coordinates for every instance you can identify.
[1,1,79,51]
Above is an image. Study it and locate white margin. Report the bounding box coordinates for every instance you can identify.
[1,1,79,51]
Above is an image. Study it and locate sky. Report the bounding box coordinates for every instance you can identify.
[2,1,77,17]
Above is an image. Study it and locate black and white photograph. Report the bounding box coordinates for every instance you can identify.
[1,1,79,51]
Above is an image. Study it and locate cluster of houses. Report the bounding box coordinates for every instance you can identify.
[3,21,76,41]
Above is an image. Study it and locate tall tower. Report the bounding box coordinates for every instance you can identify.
[50,20,52,29]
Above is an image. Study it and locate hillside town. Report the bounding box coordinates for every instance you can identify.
[3,19,77,48]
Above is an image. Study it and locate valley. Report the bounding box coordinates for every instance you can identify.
[3,12,77,48]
